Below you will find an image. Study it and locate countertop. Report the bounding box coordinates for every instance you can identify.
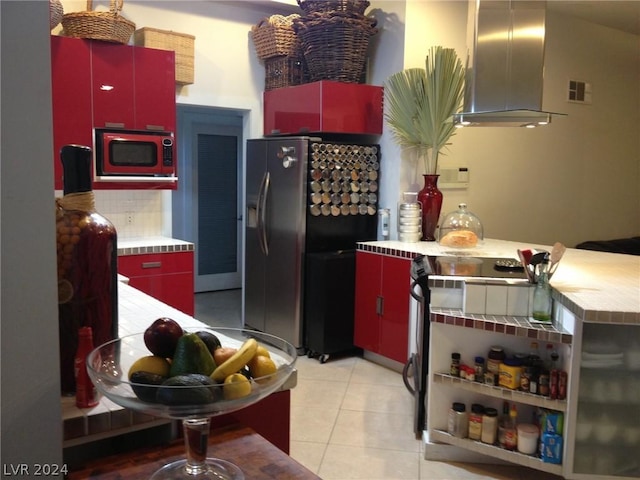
[358,238,640,323]
[62,280,297,446]
[117,236,194,256]
[66,424,320,480]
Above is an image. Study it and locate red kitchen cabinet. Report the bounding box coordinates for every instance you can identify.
[51,36,93,189]
[354,251,411,364]
[119,251,194,316]
[134,47,176,132]
[263,81,383,136]
[91,41,135,129]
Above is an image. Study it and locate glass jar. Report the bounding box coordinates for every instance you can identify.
[487,346,505,374]
[532,259,553,321]
[468,403,485,440]
[438,203,483,248]
[448,402,468,438]
[450,352,461,377]
[481,408,498,444]
[56,145,118,395]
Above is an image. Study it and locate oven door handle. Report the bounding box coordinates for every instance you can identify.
[402,354,416,394]
[410,280,423,302]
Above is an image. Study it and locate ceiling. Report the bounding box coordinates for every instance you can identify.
[544,1,640,35]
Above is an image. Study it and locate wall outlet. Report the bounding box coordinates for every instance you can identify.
[439,167,469,189]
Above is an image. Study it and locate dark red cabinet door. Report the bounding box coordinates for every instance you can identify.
[50,36,92,190]
[134,47,176,132]
[354,251,382,353]
[91,41,135,129]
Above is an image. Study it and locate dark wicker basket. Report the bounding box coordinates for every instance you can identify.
[297,0,370,15]
[264,55,308,91]
[293,12,376,83]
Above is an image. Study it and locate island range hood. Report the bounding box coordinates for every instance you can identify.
[454,0,566,127]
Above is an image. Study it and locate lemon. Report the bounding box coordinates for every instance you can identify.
[223,373,252,400]
[248,355,277,381]
[128,355,171,380]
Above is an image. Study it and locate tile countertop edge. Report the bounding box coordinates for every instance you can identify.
[357,238,640,323]
[62,281,297,445]
[117,236,195,256]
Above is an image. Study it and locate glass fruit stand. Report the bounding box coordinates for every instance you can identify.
[87,327,297,480]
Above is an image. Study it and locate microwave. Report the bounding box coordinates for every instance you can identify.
[94,128,177,183]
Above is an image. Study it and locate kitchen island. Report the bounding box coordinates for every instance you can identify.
[357,238,640,479]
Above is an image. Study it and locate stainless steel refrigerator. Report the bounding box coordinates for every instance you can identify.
[245,136,379,353]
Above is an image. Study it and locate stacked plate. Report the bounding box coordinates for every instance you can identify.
[397,193,421,242]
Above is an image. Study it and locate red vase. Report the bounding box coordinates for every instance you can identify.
[417,174,443,241]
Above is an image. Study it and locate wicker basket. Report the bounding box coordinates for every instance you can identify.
[294,12,377,83]
[134,28,195,85]
[264,55,308,91]
[297,0,370,15]
[251,14,300,60]
[61,0,135,44]
[50,0,64,30]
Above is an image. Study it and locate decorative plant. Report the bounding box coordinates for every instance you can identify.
[384,46,465,174]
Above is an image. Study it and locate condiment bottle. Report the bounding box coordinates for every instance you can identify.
[450,352,461,377]
[448,402,469,438]
[504,403,518,450]
[532,256,553,321]
[468,403,485,440]
[74,326,98,408]
[56,145,118,394]
[481,407,499,445]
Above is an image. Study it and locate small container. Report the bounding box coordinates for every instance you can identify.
[520,366,534,392]
[499,358,524,390]
[468,403,485,440]
[377,208,390,240]
[450,352,461,377]
[474,356,485,382]
[481,408,499,444]
[517,423,540,455]
[484,371,498,386]
[539,372,550,396]
[448,402,469,438]
[487,346,505,374]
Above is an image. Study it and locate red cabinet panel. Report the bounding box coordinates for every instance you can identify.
[119,251,194,315]
[91,41,135,129]
[354,251,411,364]
[51,36,92,190]
[263,81,383,136]
[134,47,176,132]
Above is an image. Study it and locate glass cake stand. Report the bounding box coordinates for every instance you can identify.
[86,327,297,480]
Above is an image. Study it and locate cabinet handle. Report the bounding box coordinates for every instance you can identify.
[141,261,162,269]
[104,122,125,129]
[376,295,384,315]
[145,124,165,131]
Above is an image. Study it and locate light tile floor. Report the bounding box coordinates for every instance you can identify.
[196,291,564,480]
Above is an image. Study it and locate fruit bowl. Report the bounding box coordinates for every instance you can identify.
[87,327,297,480]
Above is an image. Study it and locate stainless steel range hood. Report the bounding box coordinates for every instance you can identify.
[453,0,566,127]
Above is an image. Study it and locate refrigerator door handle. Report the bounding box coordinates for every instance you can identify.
[257,171,270,255]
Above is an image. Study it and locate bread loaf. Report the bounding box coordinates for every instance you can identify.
[439,230,478,248]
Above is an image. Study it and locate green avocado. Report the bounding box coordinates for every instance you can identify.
[130,371,167,403]
[156,374,220,405]
[169,333,216,377]
[194,330,222,355]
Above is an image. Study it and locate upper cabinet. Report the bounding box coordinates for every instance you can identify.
[50,36,176,190]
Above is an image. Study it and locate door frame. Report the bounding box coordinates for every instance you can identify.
[172,104,248,293]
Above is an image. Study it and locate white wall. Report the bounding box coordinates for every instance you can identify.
[58,0,638,247]
[1,0,64,469]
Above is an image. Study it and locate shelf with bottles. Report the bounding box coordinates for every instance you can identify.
[429,429,563,476]
[433,373,568,411]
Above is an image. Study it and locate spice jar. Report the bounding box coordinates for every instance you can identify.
[450,352,461,377]
[448,402,469,438]
[474,356,485,382]
[468,403,485,440]
[481,408,499,445]
[487,346,505,374]
[56,145,118,395]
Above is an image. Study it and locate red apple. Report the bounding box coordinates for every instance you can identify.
[144,318,184,358]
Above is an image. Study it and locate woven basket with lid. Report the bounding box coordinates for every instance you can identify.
[61,0,135,44]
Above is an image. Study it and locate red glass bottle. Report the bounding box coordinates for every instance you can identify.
[74,326,98,408]
[57,145,118,394]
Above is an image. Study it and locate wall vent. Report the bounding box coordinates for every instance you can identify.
[568,80,592,104]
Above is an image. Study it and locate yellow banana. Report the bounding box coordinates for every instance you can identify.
[210,338,258,382]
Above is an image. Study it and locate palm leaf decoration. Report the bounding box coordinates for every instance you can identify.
[385,46,465,173]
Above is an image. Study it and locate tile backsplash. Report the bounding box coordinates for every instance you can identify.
[56,190,167,239]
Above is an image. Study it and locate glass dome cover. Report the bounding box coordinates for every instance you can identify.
[438,203,483,248]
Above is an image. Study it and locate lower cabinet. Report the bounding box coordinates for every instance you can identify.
[118,251,194,316]
[354,250,411,364]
